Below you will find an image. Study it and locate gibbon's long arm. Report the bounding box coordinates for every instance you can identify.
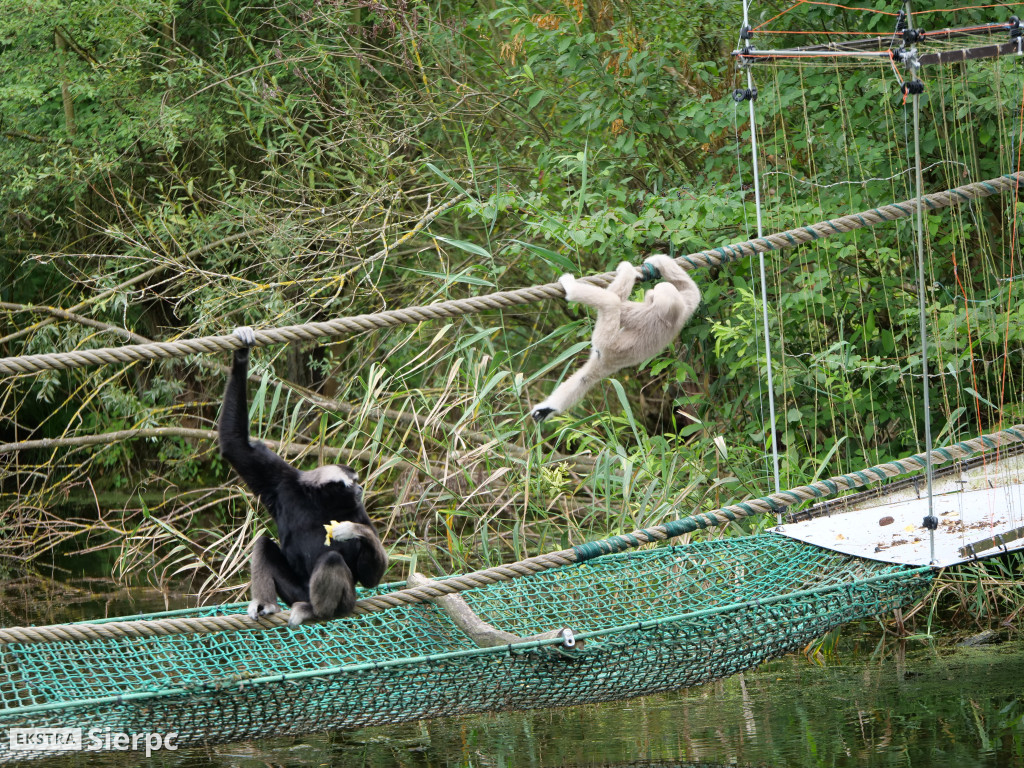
[531,256,700,422]
[219,336,294,502]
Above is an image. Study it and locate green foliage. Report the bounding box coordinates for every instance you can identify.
[1,0,1023,605]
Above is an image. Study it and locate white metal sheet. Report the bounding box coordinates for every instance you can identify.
[773,472,1024,566]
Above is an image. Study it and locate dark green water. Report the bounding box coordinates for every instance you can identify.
[3,569,1023,767]
[188,637,1024,768]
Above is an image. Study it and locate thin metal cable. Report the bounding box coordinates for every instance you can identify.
[905,1,937,563]
[733,97,772,490]
[915,93,936,564]
[742,0,784,517]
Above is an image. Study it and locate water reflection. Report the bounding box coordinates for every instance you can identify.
[320,641,1022,768]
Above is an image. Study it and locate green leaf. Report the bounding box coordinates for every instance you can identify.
[403,266,495,287]
[936,406,966,442]
[512,240,576,273]
[476,370,510,404]
[425,162,474,200]
[432,235,492,260]
[575,140,588,226]
[811,436,846,482]
[608,378,641,445]
[964,387,999,410]
[525,340,590,384]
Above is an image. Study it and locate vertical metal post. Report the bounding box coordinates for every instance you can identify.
[913,86,936,564]
[740,2,783,521]
[906,1,937,563]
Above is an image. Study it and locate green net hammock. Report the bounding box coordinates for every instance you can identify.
[0,535,931,762]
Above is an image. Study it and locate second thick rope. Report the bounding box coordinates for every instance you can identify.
[2,421,1020,644]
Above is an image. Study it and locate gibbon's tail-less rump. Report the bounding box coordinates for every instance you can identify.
[219,327,388,626]
[531,254,701,422]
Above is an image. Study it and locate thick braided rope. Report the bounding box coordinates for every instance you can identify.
[0,551,579,644]
[2,172,1021,377]
[2,422,1021,644]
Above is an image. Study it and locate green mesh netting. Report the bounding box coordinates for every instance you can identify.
[0,535,932,762]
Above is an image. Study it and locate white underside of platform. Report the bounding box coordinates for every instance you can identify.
[774,460,1024,566]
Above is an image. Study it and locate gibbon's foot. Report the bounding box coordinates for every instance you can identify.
[288,602,317,626]
[531,405,558,423]
[233,326,256,346]
[247,600,281,621]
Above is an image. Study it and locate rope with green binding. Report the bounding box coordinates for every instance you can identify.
[1,172,1021,377]
[1,421,1020,644]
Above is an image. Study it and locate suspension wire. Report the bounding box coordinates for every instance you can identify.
[905,0,938,563]
[741,1,784,516]
[732,95,772,492]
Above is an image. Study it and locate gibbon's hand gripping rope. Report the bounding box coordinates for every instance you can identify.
[0,421,1021,644]
[0,172,1022,377]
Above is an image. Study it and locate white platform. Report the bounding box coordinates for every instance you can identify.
[774,456,1024,566]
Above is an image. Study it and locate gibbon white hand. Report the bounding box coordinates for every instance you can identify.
[233,326,256,346]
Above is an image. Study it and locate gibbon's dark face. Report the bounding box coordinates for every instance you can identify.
[301,464,365,511]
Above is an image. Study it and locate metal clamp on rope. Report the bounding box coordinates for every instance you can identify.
[560,628,576,649]
[923,515,939,531]
[1009,17,1023,55]
[902,28,926,44]
[732,87,757,103]
[901,80,925,96]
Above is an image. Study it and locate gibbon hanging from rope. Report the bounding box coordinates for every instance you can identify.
[219,327,389,626]
[531,254,702,422]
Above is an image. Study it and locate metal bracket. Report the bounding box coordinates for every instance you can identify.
[957,523,1024,559]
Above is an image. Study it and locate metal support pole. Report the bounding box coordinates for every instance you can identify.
[913,88,936,564]
[740,2,783,517]
[906,1,937,563]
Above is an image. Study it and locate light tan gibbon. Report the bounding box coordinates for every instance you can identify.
[531,254,701,423]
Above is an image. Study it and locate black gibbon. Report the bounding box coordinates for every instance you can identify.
[219,327,388,626]
[531,254,701,422]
